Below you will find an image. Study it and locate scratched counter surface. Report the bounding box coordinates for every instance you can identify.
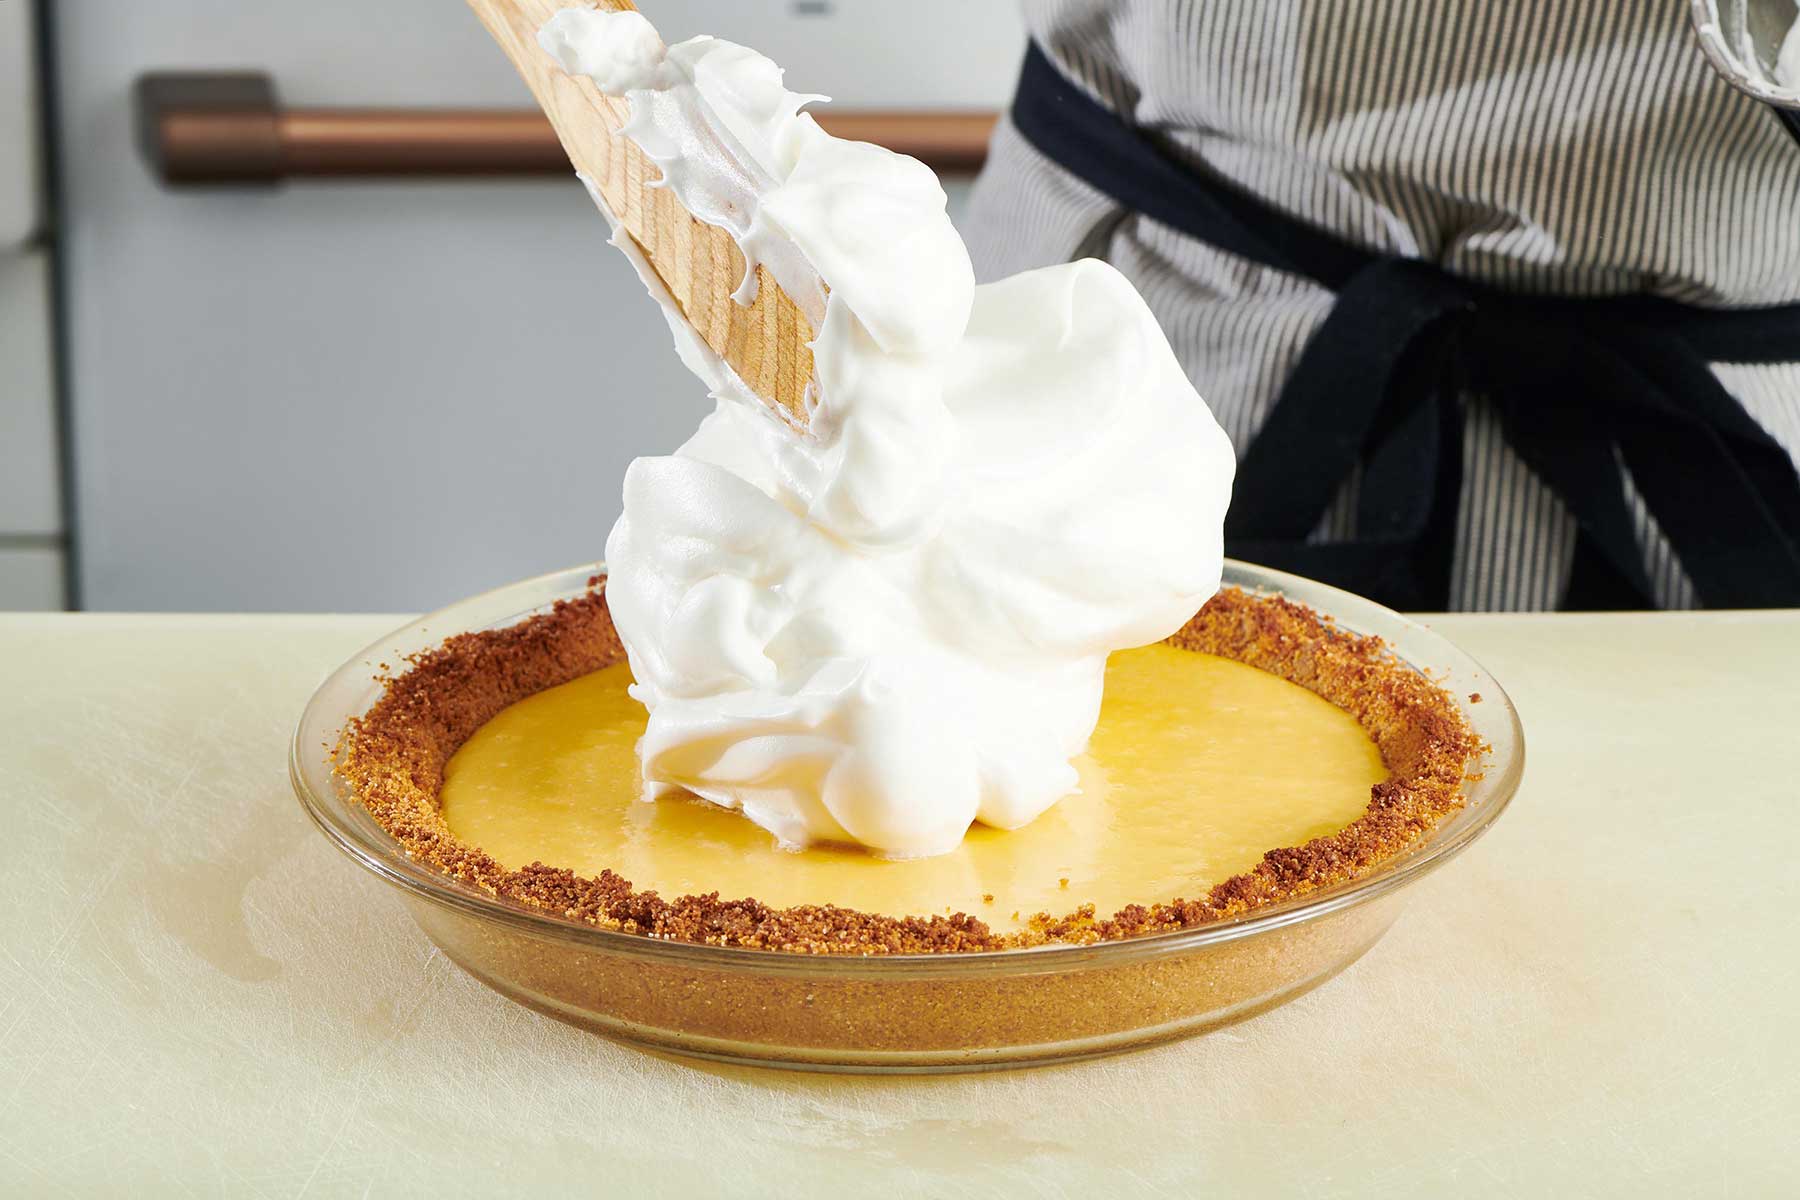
[2,611,1796,1196]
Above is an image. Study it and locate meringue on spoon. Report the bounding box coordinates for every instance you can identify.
[472,1,1237,857]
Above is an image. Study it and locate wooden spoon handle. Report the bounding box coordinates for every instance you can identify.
[467,0,817,426]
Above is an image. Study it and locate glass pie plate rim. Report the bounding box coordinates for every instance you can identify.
[290,559,1524,980]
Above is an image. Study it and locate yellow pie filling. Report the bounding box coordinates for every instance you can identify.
[439,644,1387,931]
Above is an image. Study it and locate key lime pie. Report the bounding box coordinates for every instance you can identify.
[343,582,1479,954]
[332,6,1485,964]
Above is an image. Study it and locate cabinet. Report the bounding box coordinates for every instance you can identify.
[1,1,63,611]
[1,0,41,249]
[52,0,1025,611]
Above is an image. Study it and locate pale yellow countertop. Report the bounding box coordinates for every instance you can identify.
[2,610,1796,1196]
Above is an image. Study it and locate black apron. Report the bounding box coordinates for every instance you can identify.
[1010,42,1800,611]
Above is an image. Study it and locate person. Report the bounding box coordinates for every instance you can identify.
[966,0,1800,611]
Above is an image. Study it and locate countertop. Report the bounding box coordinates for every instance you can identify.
[2,610,1796,1196]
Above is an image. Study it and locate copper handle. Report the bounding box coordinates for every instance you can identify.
[135,72,997,183]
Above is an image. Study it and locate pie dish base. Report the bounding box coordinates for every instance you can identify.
[402,876,1404,1072]
[292,561,1522,1072]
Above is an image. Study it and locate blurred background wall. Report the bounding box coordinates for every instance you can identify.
[4,0,1023,612]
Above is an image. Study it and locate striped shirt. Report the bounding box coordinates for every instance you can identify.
[965,0,1800,610]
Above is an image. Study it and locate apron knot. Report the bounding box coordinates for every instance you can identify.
[1011,40,1800,609]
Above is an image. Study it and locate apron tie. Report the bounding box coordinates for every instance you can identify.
[1011,40,1800,609]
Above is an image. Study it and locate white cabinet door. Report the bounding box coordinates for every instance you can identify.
[0,250,61,535]
[0,0,41,249]
[0,546,65,610]
[54,0,1025,611]
[0,250,65,610]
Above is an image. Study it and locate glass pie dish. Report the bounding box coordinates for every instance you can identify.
[291,560,1522,1073]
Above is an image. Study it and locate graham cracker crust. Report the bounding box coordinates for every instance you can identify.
[336,581,1484,955]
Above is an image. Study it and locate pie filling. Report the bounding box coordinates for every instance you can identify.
[337,586,1482,954]
[439,644,1387,932]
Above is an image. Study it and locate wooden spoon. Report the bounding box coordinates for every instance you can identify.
[467,0,818,426]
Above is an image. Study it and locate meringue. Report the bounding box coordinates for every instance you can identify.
[543,7,1235,857]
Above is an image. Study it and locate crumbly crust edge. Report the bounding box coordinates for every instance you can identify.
[334,581,1485,955]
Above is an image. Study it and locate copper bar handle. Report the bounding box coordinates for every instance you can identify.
[135,72,996,183]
